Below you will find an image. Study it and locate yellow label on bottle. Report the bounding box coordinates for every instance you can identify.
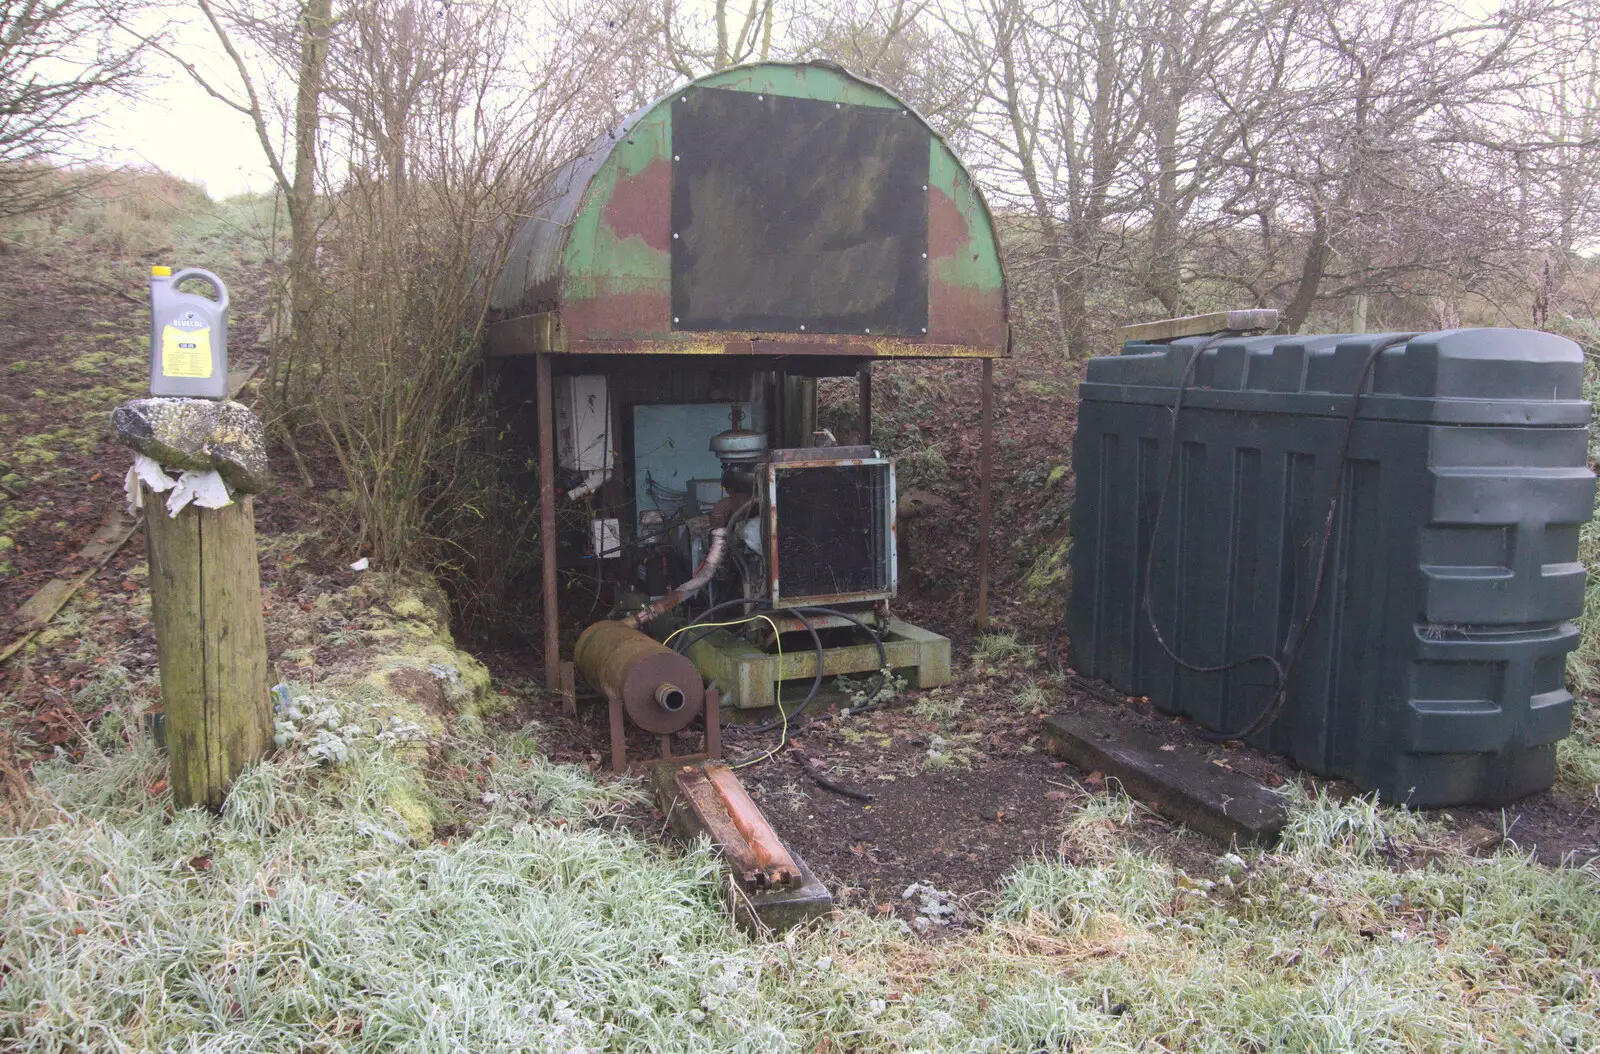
[161,324,212,379]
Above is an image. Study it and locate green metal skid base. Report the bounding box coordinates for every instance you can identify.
[684,618,951,709]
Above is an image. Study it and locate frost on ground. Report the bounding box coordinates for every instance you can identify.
[6,723,1600,1053]
[5,568,1600,1052]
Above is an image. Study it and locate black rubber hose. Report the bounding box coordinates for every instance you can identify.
[1139,332,1417,742]
[792,606,890,715]
[737,607,825,734]
[668,598,827,733]
[702,604,889,739]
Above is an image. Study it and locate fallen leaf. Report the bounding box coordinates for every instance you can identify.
[1045,790,1068,802]
[1085,770,1105,786]
[1159,744,1176,752]
[188,855,212,871]
[147,778,168,795]
[876,902,893,914]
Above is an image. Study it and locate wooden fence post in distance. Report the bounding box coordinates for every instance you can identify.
[115,397,272,810]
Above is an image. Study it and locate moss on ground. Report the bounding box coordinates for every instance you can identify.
[265,570,501,840]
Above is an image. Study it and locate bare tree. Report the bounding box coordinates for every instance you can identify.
[0,0,149,216]
[1216,0,1549,332]
[653,0,779,75]
[941,0,1160,356]
[152,0,333,416]
[788,0,975,130]
[304,0,633,569]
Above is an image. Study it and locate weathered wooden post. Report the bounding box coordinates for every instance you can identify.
[114,398,272,809]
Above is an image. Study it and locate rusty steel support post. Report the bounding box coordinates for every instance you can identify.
[536,352,561,692]
[772,368,787,449]
[858,365,872,445]
[705,688,722,759]
[608,693,627,772]
[976,357,993,632]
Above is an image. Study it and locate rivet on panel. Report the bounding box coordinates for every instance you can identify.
[799,325,807,331]
[835,103,841,109]
[921,327,928,334]
[921,252,928,259]
[673,317,680,323]
[673,154,680,161]
[673,232,679,239]
[865,328,872,334]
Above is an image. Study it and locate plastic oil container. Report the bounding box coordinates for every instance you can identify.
[1068,328,1595,807]
[149,266,229,398]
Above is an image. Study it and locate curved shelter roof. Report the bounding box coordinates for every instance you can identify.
[488,61,1007,360]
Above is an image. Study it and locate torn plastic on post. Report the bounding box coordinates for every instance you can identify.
[124,455,235,517]
[165,470,233,516]
[123,455,176,514]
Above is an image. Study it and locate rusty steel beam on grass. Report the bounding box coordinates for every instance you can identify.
[703,763,801,889]
[975,356,993,632]
[673,765,770,885]
[536,352,561,697]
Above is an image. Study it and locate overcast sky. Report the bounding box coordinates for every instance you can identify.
[100,13,277,198]
[97,1,743,200]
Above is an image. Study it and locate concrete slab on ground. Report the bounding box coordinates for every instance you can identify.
[1043,709,1289,847]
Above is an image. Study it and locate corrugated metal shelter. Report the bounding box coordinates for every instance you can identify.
[487,61,1007,359]
[485,61,1008,689]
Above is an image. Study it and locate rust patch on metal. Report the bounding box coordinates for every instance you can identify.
[602,159,672,253]
[928,281,1006,348]
[560,287,672,340]
[675,763,801,889]
[574,619,704,735]
[554,334,1000,358]
[928,185,970,262]
[704,763,801,887]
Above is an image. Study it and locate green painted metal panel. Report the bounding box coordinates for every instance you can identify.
[696,64,901,107]
[530,62,1006,350]
[929,143,1004,293]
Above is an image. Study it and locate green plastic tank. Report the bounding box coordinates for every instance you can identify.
[1069,328,1595,807]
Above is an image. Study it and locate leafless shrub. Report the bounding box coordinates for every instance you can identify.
[298,0,634,574]
[0,0,151,218]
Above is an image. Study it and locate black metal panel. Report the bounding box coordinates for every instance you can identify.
[671,87,930,336]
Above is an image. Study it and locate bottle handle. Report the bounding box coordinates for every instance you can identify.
[167,268,229,314]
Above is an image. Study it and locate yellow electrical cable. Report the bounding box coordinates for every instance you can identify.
[732,614,785,770]
[661,613,772,648]
[659,612,792,769]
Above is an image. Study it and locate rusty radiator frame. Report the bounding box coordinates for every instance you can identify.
[762,453,897,608]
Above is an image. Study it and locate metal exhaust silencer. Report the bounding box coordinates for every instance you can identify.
[574,620,705,734]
